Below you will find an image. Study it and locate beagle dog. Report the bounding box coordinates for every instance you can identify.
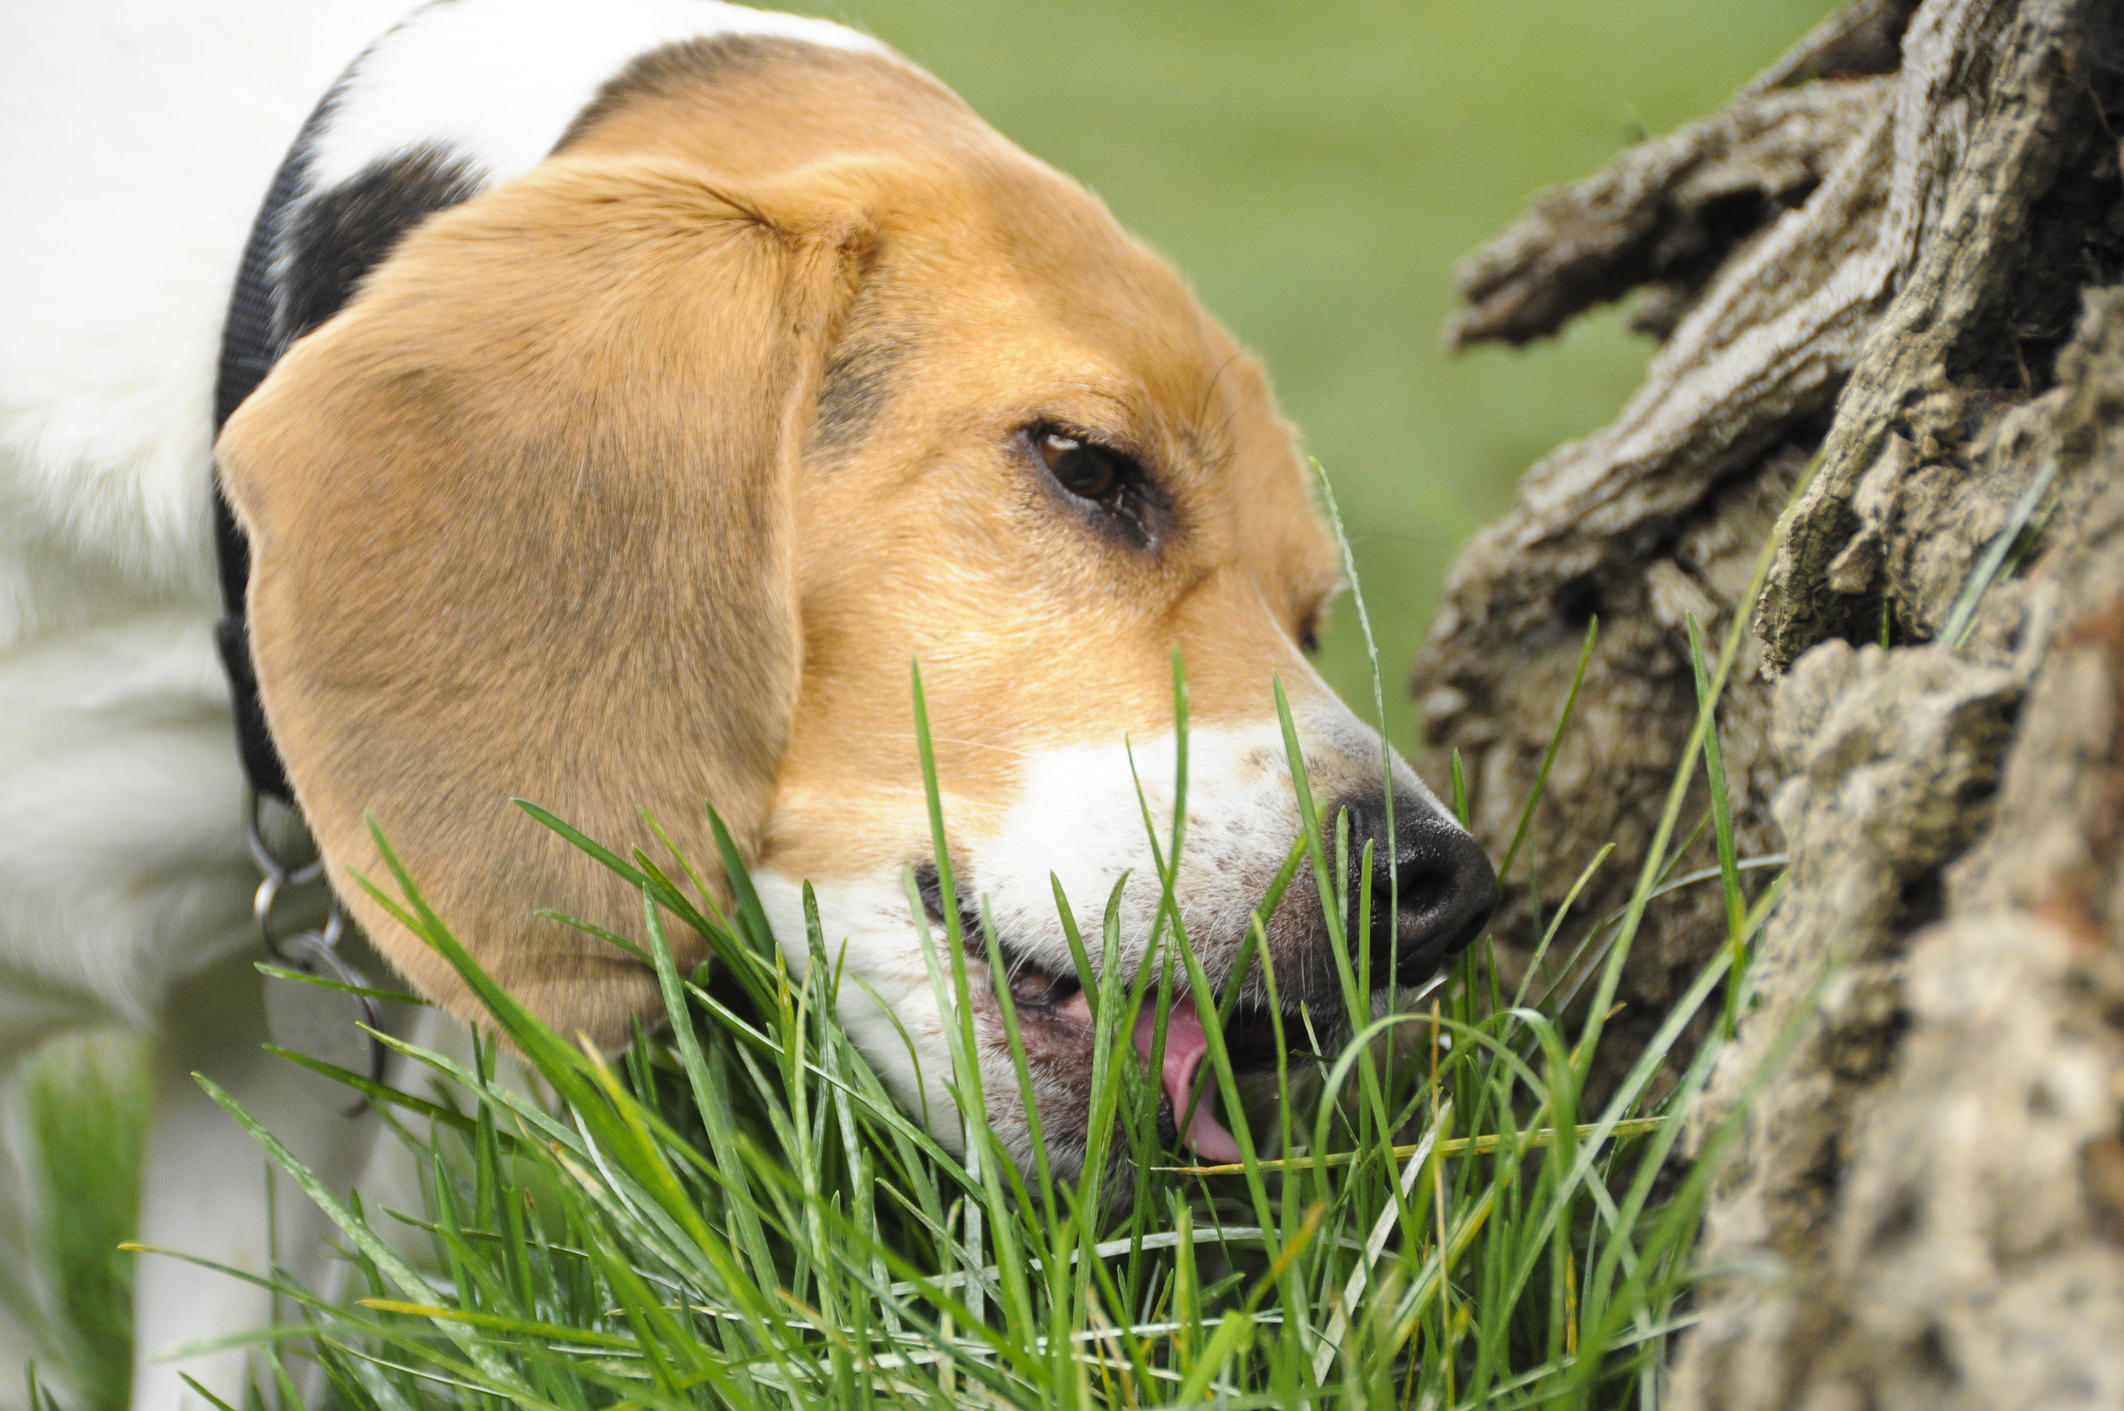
[0,0,1496,1405]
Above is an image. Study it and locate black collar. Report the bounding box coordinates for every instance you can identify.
[212,128,315,804]
[211,76,484,803]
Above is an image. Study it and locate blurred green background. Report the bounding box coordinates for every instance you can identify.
[785,0,1839,751]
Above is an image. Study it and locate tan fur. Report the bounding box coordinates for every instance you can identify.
[217,38,1339,1045]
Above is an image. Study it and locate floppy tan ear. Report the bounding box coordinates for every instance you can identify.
[218,154,867,1046]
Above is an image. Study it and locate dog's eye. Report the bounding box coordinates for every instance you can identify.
[1038,430,1133,502]
[1026,423,1168,548]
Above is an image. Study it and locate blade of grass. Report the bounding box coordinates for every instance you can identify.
[1942,455,2057,648]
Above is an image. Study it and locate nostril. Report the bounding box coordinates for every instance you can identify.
[1327,787,1499,988]
[1384,865,1451,925]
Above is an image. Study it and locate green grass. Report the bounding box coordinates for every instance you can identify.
[143,468,1796,1409]
[6,1031,148,1411]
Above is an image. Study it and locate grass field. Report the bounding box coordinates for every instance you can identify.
[11,3,1837,1405]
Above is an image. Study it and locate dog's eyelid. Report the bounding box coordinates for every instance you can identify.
[1021,419,1170,549]
[1033,423,1144,482]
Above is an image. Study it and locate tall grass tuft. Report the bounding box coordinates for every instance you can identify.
[8,1030,149,1411]
[138,475,1792,1410]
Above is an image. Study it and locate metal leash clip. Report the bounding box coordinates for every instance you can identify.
[248,789,388,1100]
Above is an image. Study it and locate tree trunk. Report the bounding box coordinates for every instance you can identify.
[1413,0,2124,1402]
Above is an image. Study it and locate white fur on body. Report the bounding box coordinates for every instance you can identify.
[2,4,403,1402]
[0,3,875,1406]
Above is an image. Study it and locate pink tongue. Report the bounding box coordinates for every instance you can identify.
[1134,994,1244,1165]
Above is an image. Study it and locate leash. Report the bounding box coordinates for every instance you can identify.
[214,118,388,1088]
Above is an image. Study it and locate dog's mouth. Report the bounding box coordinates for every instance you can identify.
[915,865,1293,1165]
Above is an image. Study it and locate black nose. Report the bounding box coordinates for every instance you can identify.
[1325,787,1498,987]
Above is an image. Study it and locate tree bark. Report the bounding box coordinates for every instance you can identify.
[1414,0,2124,1401]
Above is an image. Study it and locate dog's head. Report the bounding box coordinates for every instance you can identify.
[217,37,1495,1177]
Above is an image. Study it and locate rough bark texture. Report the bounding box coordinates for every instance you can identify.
[1416,0,2124,1400]
[1675,292,2124,1405]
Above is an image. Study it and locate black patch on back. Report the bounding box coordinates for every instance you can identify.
[553,33,839,152]
[275,144,482,343]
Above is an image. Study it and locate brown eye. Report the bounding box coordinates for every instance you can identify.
[1026,422,1169,549]
[1038,430,1128,501]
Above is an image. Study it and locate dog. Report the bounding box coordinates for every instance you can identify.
[0,1,1498,1405]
